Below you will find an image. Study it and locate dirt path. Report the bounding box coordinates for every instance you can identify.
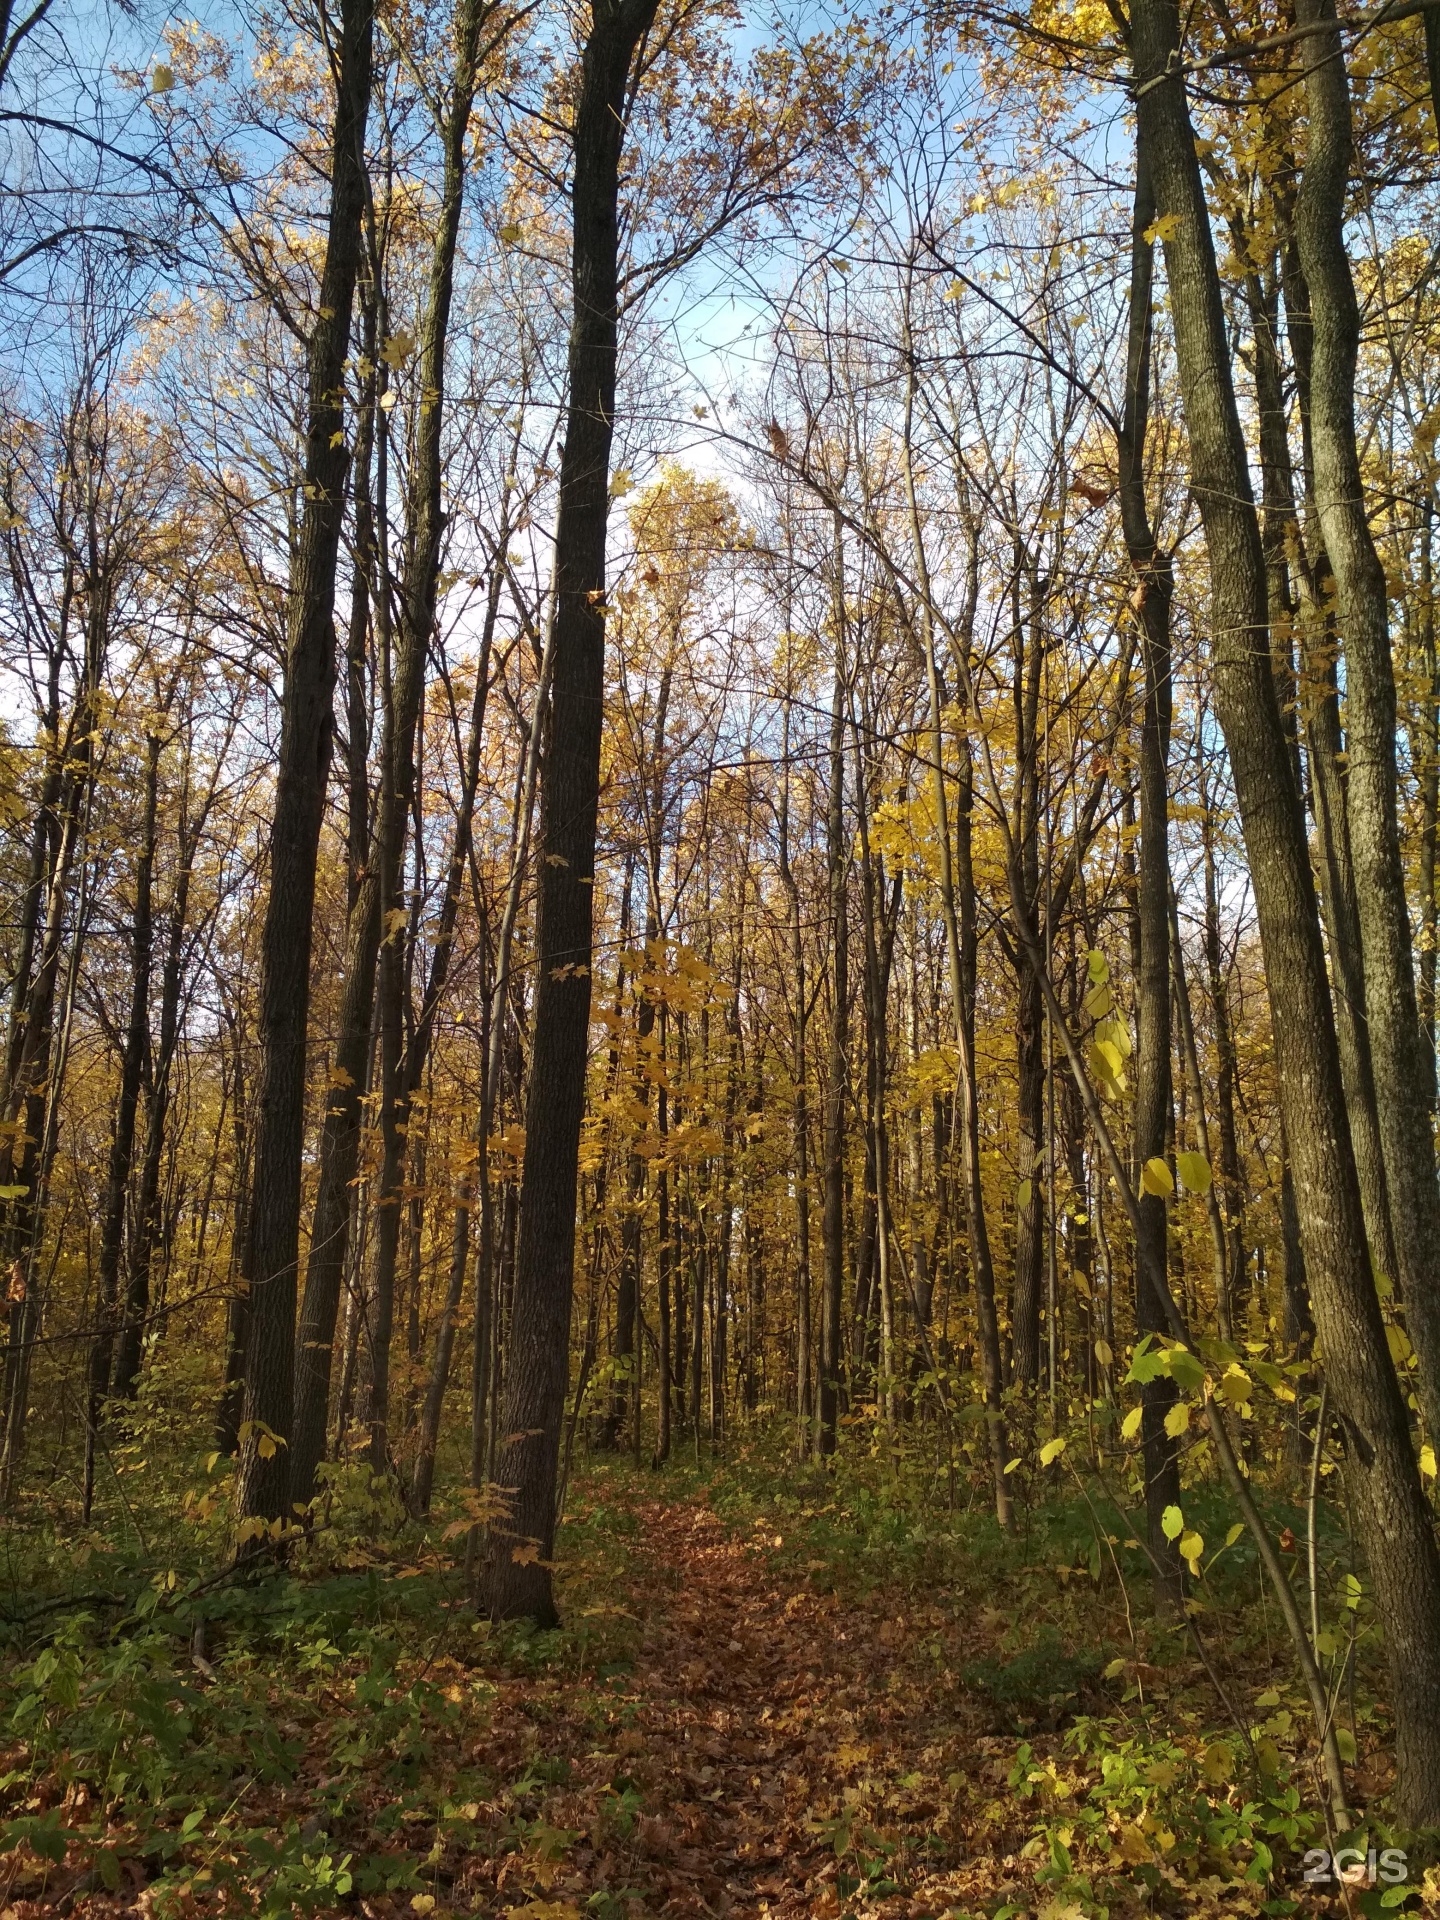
[505,1495,1016,1919]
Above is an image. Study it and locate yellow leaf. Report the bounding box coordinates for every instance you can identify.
[1144,213,1179,243]
[1094,1338,1113,1367]
[1179,1530,1204,1573]
[1120,1406,1142,1440]
[1117,1821,1149,1863]
[1016,1177,1032,1211]
[1039,1436,1066,1466]
[1084,982,1113,1019]
[1421,1442,1437,1480]
[511,1541,541,1565]
[1200,1741,1232,1783]
[1003,1456,1021,1474]
[1176,1149,1211,1194]
[380,328,416,368]
[1217,1366,1252,1405]
[1140,1157,1173,1198]
[1225,1522,1245,1547]
[1164,1401,1190,1438]
[152,63,174,91]
[1089,1039,1125,1094]
[1386,1322,1414,1367]
[1161,1503,1183,1541]
[1086,948,1109,984]
[498,222,523,246]
[608,467,633,499]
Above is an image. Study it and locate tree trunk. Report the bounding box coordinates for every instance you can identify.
[478,0,659,1624]
[1118,137,1183,1604]
[1292,0,1440,1442]
[236,0,374,1532]
[83,729,158,1517]
[818,634,848,1458]
[1131,0,1440,1818]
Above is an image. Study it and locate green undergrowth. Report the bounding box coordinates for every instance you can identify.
[0,1412,1435,1914]
[627,1430,1440,1913]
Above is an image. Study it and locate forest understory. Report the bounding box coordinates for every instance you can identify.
[0,1438,1431,1920]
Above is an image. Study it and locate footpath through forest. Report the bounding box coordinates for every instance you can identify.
[2,1463,1379,1918]
[494,1494,1015,1919]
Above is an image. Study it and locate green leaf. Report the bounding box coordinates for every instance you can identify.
[1161,1503,1184,1541]
[1176,1149,1212,1194]
[1168,1346,1206,1394]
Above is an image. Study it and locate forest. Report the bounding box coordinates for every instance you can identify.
[0,0,1438,1908]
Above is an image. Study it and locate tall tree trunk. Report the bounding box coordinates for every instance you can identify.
[1131,0,1440,1818]
[899,352,1011,1522]
[236,0,374,1532]
[1010,970,1044,1387]
[1118,137,1183,1603]
[1281,242,1399,1295]
[778,666,813,1435]
[82,729,158,1517]
[112,770,201,1398]
[1292,0,1440,1441]
[818,630,848,1458]
[1197,774,1249,1322]
[1418,503,1438,1110]
[478,0,660,1624]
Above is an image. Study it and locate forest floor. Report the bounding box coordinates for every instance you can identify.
[0,1441,1418,1918]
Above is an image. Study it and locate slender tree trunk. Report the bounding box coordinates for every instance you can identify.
[899,348,1012,1524]
[82,731,158,1516]
[236,0,374,1532]
[478,0,660,1624]
[778,670,813,1434]
[818,634,848,1458]
[1418,503,1438,1109]
[1010,970,1044,1387]
[1118,138,1183,1604]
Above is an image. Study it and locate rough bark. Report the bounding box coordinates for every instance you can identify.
[478,0,659,1624]
[1131,0,1440,1818]
[1292,0,1440,1439]
[236,0,374,1532]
